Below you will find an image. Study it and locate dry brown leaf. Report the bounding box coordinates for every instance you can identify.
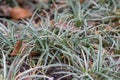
[10,7,32,20]
[10,40,29,56]
[10,40,23,56]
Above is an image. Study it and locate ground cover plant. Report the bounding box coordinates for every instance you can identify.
[0,0,120,80]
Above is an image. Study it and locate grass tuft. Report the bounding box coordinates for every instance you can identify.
[0,0,120,80]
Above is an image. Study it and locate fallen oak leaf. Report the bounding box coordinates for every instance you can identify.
[10,40,23,56]
[10,40,30,56]
[10,7,32,20]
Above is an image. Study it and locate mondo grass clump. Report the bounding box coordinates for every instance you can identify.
[0,18,119,80]
[0,0,120,80]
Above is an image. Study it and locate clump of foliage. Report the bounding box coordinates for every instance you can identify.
[0,0,120,80]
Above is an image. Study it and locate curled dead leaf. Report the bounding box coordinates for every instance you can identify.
[10,40,23,56]
[10,40,29,56]
[10,7,32,20]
